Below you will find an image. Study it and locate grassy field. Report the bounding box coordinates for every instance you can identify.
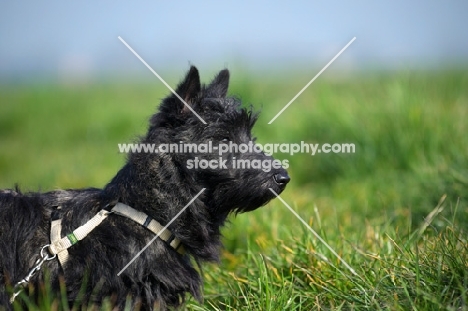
[1,69,467,310]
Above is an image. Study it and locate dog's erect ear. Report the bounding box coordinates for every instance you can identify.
[205,69,230,98]
[150,66,201,131]
[151,67,201,126]
[176,66,201,105]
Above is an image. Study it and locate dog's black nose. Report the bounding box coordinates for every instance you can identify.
[274,172,290,185]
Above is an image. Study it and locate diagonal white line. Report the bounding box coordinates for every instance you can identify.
[269,188,361,279]
[117,188,206,276]
[268,37,356,124]
[117,36,207,125]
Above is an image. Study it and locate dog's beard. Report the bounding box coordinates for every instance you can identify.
[203,166,288,216]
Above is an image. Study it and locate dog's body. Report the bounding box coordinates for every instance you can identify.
[0,67,289,310]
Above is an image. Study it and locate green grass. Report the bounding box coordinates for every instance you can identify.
[1,69,467,310]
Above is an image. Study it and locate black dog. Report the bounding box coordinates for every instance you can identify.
[0,67,290,310]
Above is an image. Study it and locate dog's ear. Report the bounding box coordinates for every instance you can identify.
[177,66,201,105]
[151,67,201,126]
[206,69,230,98]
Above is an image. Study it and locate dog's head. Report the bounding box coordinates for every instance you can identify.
[143,66,290,217]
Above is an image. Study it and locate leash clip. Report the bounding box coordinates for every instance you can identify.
[10,244,56,303]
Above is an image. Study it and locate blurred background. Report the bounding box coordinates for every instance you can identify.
[1,1,467,82]
[1,2,468,309]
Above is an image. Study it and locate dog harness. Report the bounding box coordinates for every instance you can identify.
[49,202,184,267]
[10,203,184,303]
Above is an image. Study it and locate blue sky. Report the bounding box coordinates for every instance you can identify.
[1,1,467,81]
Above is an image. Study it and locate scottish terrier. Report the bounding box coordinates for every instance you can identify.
[0,66,290,310]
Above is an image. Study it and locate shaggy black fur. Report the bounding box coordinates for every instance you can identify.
[0,67,290,310]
